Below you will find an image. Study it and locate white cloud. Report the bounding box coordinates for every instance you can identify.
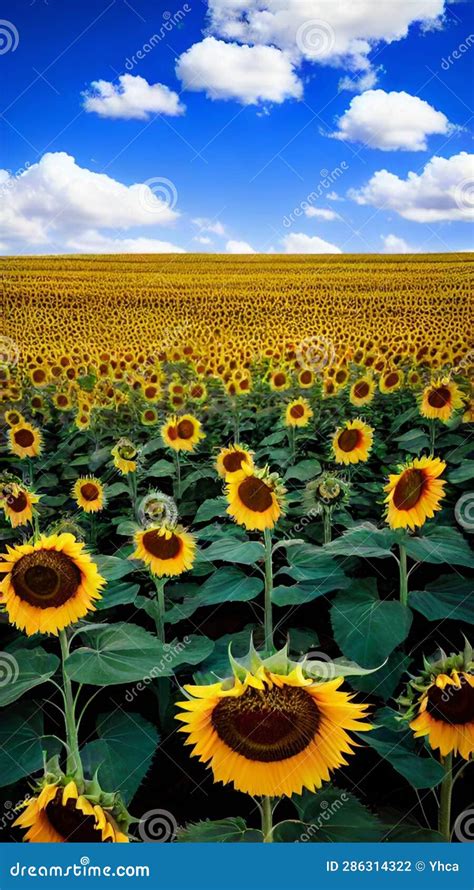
[327,191,343,201]
[226,239,256,253]
[350,151,474,222]
[65,230,185,253]
[381,234,419,253]
[194,235,213,245]
[193,216,227,236]
[83,74,185,120]
[205,1,446,71]
[305,207,340,220]
[282,232,341,253]
[176,36,302,104]
[338,69,379,93]
[0,152,179,252]
[333,90,450,151]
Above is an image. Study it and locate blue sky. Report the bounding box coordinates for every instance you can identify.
[1,0,473,254]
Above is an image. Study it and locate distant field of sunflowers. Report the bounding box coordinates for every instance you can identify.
[0,253,473,845]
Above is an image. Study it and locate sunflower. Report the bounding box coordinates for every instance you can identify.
[269,370,290,392]
[298,368,315,389]
[226,465,286,531]
[53,391,73,411]
[140,407,159,426]
[14,781,129,843]
[462,399,474,423]
[111,438,138,474]
[161,414,205,452]
[4,409,24,427]
[284,398,313,428]
[176,652,371,797]
[8,421,42,459]
[409,672,474,761]
[384,455,446,530]
[216,443,254,481]
[420,379,464,423]
[72,477,105,513]
[349,377,375,407]
[132,524,196,577]
[0,533,105,635]
[332,419,373,465]
[2,484,40,528]
[379,369,404,394]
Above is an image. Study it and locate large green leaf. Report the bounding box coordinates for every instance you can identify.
[448,461,474,483]
[409,575,473,624]
[177,818,262,843]
[194,497,227,523]
[201,538,264,565]
[282,788,382,842]
[350,650,412,701]
[284,459,322,482]
[96,582,140,610]
[404,527,473,568]
[363,726,445,789]
[324,525,400,559]
[95,554,137,581]
[81,711,159,806]
[64,623,213,685]
[148,458,174,477]
[0,703,46,787]
[331,578,412,668]
[393,429,430,452]
[272,576,349,606]
[0,647,59,707]
[193,567,263,607]
[282,544,350,583]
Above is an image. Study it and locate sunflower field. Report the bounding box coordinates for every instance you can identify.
[0,253,473,845]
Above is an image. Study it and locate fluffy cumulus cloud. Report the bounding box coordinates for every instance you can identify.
[305,207,340,220]
[226,239,256,253]
[333,90,450,151]
[83,74,185,120]
[176,2,448,104]
[65,231,185,253]
[192,217,227,236]
[381,234,419,253]
[350,152,474,222]
[176,37,302,104]
[282,232,341,253]
[0,152,180,253]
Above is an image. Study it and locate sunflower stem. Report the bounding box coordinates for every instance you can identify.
[234,403,240,444]
[89,512,97,549]
[153,577,166,643]
[323,508,332,545]
[398,543,408,606]
[261,796,273,843]
[263,528,274,653]
[59,630,83,782]
[438,752,453,841]
[127,471,139,521]
[430,420,437,455]
[174,452,182,501]
[288,426,296,461]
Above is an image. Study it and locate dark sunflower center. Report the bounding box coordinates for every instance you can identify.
[426,676,474,725]
[300,370,312,384]
[238,476,273,512]
[212,684,320,762]
[335,370,347,384]
[392,468,425,511]
[8,491,28,512]
[56,395,68,407]
[46,792,110,843]
[427,386,451,409]
[273,373,285,387]
[142,530,181,560]
[144,410,155,421]
[177,419,195,439]
[338,428,361,452]
[81,482,99,502]
[384,373,399,388]
[354,382,369,399]
[144,386,156,398]
[167,425,178,441]
[223,451,246,472]
[14,429,35,448]
[11,551,81,608]
[290,404,305,419]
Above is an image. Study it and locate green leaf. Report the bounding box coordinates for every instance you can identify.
[259,429,288,446]
[350,651,412,701]
[0,647,59,707]
[447,461,474,483]
[194,497,227,523]
[64,624,213,685]
[96,582,140,610]
[404,527,474,567]
[89,446,111,471]
[177,818,262,843]
[272,576,348,606]
[363,725,444,789]
[284,459,322,482]
[81,711,159,806]
[115,520,138,537]
[287,788,382,842]
[95,554,137,581]
[106,482,130,497]
[148,458,175,477]
[180,468,215,496]
[201,538,264,565]
[331,578,413,668]
[193,567,263,607]
[0,703,46,787]
[409,575,474,624]
[393,429,430,452]
[199,625,254,676]
[324,525,399,559]
[282,544,351,583]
